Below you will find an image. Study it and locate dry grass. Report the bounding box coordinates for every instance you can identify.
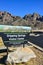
[0,37,4,46]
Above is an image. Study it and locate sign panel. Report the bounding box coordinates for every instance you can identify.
[0,32,29,46]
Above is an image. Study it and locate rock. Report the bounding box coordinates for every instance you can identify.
[6,47,36,64]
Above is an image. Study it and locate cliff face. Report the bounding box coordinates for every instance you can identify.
[0,11,21,25]
[23,13,43,29]
[0,11,43,29]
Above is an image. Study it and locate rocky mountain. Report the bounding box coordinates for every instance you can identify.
[0,11,21,25]
[23,13,43,29]
[0,11,43,29]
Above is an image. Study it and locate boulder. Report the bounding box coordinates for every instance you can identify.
[6,47,36,64]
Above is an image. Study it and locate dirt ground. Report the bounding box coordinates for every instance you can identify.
[0,46,43,65]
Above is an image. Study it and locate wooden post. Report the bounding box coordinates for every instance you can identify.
[7,46,9,56]
[23,43,25,48]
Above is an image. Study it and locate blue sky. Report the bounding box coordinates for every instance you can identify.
[0,0,43,17]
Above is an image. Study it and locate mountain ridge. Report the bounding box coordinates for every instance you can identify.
[0,11,43,29]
